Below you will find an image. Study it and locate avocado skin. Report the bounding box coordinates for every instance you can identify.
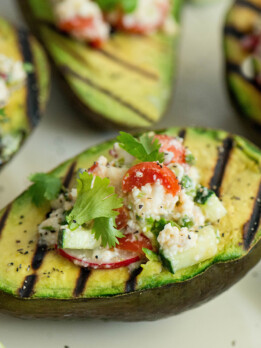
[224,0,261,126]
[0,18,50,169]
[0,237,260,321]
[17,0,182,130]
[0,127,261,320]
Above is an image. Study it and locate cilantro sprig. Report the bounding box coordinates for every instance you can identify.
[117,132,165,163]
[67,172,123,247]
[28,173,62,206]
[95,0,138,13]
[0,108,9,123]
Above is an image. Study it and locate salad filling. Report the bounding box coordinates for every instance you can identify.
[240,20,261,85]
[51,0,176,47]
[36,132,226,274]
[0,55,30,165]
[0,54,27,108]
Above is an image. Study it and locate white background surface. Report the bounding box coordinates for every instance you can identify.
[0,1,260,347]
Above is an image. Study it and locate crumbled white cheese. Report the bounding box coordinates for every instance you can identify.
[110,142,135,165]
[0,78,9,106]
[126,181,179,221]
[38,208,65,245]
[93,155,128,194]
[119,0,170,33]
[157,223,198,255]
[53,0,109,42]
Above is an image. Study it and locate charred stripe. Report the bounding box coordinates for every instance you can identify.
[32,244,47,270]
[209,137,234,197]
[61,65,154,122]
[73,268,91,297]
[226,62,261,92]
[63,161,77,188]
[125,266,143,293]
[224,26,247,40]
[17,28,40,128]
[178,129,186,139]
[236,0,261,13]
[0,204,12,238]
[243,182,261,249]
[97,49,159,81]
[18,274,37,298]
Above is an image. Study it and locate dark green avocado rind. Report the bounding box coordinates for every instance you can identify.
[0,17,50,170]
[224,0,261,125]
[17,0,182,130]
[0,127,261,320]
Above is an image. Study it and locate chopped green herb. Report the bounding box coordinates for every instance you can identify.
[181,175,193,189]
[117,132,164,163]
[66,172,123,248]
[142,248,159,262]
[23,62,34,73]
[194,186,214,204]
[95,0,138,13]
[179,216,194,228]
[185,152,195,165]
[28,173,62,206]
[151,218,180,236]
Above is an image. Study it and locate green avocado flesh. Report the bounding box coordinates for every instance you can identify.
[0,17,50,170]
[17,0,182,129]
[224,0,261,125]
[0,127,261,320]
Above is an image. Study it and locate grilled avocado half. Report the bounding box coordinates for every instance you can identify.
[0,17,50,170]
[224,0,261,126]
[17,0,182,130]
[0,127,261,320]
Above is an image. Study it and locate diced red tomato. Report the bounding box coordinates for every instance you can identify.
[115,206,129,230]
[117,233,153,254]
[154,134,186,164]
[241,34,261,52]
[59,16,94,32]
[88,161,99,173]
[58,16,105,48]
[122,162,180,196]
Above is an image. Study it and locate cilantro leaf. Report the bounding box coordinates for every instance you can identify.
[95,0,138,13]
[117,132,165,163]
[92,217,123,248]
[67,172,123,231]
[29,173,62,206]
[23,62,34,73]
[0,108,9,123]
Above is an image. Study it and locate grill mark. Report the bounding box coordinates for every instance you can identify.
[0,204,11,238]
[209,137,234,197]
[226,62,261,92]
[32,244,47,270]
[243,182,261,249]
[63,161,77,188]
[17,29,40,129]
[236,0,261,13]
[61,65,154,123]
[125,266,143,293]
[73,268,91,297]
[18,274,37,298]
[224,25,247,40]
[178,129,186,139]
[97,49,159,81]
[40,20,158,80]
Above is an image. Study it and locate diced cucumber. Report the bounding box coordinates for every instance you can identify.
[195,186,226,223]
[160,226,218,274]
[58,226,101,249]
[200,194,226,223]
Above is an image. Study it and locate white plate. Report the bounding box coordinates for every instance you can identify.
[0,1,260,347]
